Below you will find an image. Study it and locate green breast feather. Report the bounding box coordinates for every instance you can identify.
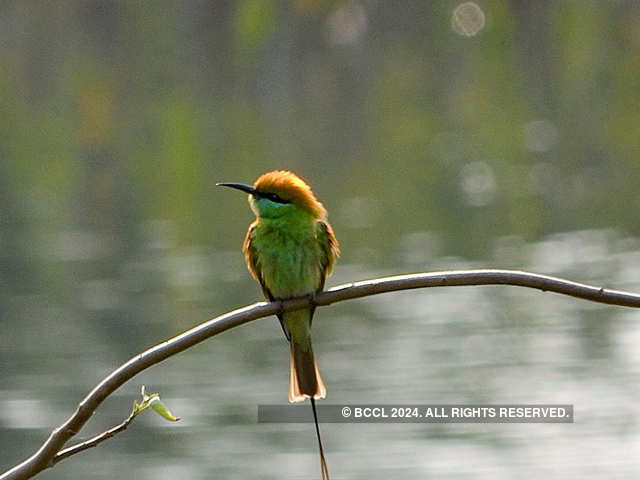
[249,215,327,299]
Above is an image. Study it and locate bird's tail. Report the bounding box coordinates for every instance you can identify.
[289,340,326,403]
[311,397,330,480]
[286,311,330,479]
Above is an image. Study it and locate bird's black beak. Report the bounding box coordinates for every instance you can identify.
[216,182,258,195]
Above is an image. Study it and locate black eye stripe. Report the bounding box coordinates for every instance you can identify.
[260,192,290,204]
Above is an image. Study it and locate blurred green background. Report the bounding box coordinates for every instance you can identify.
[2,1,640,478]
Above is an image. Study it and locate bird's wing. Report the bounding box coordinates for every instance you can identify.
[316,220,340,292]
[243,220,274,301]
[243,221,290,340]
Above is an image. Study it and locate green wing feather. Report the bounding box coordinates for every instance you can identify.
[243,220,274,301]
[244,220,291,339]
[315,220,340,291]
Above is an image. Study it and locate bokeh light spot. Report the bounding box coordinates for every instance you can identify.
[452,2,485,37]
[326,1,367,46]
[460,161,496,206]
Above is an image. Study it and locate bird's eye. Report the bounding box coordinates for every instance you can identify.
[263,193,289,204]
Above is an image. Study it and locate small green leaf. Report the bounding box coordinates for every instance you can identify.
[133,385,181,422]
[148,396,181,422]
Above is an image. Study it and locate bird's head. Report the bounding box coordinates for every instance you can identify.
[218,170,327,220]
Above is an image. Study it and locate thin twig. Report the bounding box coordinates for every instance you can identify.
[3,269,640,480]
[52,410,136,464]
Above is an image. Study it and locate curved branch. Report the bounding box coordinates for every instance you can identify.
[3,269,640,480]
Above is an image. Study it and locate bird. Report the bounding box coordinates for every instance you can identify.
[218,170,339,480]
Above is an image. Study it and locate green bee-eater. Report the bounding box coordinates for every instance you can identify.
[218,170,339,480]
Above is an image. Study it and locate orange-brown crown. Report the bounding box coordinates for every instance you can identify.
[254,170,327,219]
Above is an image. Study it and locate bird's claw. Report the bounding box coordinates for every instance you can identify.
[307,292,318,307]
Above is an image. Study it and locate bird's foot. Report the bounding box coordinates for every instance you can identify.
[307,292,318,307]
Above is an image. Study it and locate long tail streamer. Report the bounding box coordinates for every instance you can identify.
[310,397,330,480]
